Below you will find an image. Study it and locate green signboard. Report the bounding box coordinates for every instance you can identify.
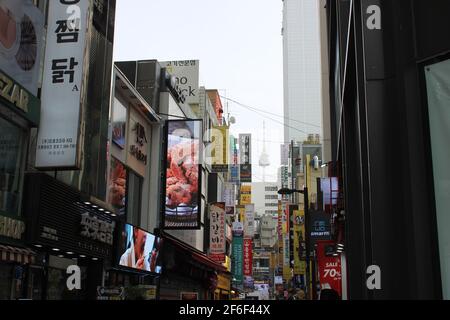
[232,235,243,284]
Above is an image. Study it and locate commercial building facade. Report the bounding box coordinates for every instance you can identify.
[0,0,44,299]
[326,0,450,299]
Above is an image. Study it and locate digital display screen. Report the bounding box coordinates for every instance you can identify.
[118,224,163,273]
[163,120,202,229]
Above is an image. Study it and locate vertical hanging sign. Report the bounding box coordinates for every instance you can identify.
[36,0,92,169]
[209,202,226,263]
[239,134,252,182]
[243,238,253,277]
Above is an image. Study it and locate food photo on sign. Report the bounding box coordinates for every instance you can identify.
[108,157,127,215]
[163,120,202,229]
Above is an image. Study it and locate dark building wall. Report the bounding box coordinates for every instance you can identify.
[327,0,448,299]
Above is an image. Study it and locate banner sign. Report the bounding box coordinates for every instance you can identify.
[211,125,229,172]
[230,165,240,184]
[223,183,235,214]
[239,134,252,182]
[163,120,202,229]
[282,201,290,281]
[293,210,307,275]
[317,241,342,297]
[236,205,245,224]
[36,0,92,169]
[240,185,252,205]
[232,235,243,284]
[209,202,226,263]
[243,238,253,276]
[244,204,255,238]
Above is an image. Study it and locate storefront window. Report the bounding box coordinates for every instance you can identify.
[0,117,26,216]
[425,59,450,299]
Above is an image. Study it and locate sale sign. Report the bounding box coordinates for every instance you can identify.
[316,241,342,297]
[243,239,253,276]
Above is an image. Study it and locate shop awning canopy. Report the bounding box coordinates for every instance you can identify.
[162,232,227,273]
[0,245,36,264]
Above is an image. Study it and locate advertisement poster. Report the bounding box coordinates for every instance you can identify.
[211,125,229,172]
[108,157,127,215]
[231,235,243,284]
[209,202,226,263]
[35,0,91,168]
[243,239,253,276]
[317,241,342,297]
[239,134,252,183]
[244,204,255,238]
[293,210,307,275]
[163,120,202,229]
[0,0,44,96]
[112,97,127,149]
[118,224,163,274]
[240,185,252,205]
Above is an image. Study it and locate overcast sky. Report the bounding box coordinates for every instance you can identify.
[113,0,284,183]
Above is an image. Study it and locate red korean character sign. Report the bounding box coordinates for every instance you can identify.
[243,239,253,276]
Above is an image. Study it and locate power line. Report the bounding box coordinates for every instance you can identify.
[220,96,322,129]
[222,96,326,142]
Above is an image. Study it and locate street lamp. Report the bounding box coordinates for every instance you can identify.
[277,186,313,300]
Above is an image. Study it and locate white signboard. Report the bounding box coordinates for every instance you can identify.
[0,0,44,96]
[244,204,255,238]
[35,0,92,168]
[209,202,226,255]
[223,183,235,207]
[160,60,199,107]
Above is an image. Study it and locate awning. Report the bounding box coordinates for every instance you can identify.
[162,232,227,273]
[0,245,36,264]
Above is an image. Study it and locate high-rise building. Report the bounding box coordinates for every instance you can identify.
[252,182,280,218]
[282,0,323,143]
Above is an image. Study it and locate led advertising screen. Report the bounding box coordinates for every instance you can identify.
[108,157,127,216]
[117,224,163,274]
[163,120,202,229]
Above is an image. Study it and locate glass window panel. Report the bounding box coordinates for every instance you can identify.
[425,59,450,299]
[0,117,26,216]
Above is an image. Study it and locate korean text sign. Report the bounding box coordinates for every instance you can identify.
[36,0,91,168]
[232,235,243,284]
[209,202,226,262]
[243,238,253,276]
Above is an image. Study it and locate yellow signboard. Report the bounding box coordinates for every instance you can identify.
[240,185,252,205]
[236,205,246,223]
[212,125,229,172]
